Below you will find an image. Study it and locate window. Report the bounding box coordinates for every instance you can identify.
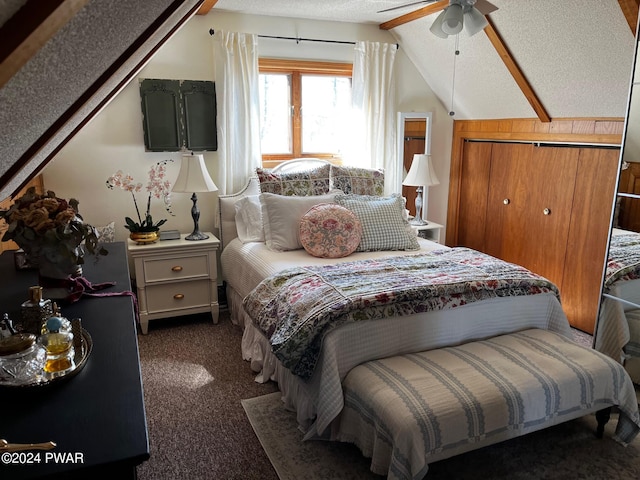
[258,59,353,168]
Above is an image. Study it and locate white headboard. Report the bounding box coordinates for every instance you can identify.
[272,157,328,173]
[218,159,334,251]
[218,159,333,251]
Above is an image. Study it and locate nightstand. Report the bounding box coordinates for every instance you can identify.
[411,221,444,243]
[127,233,220,334]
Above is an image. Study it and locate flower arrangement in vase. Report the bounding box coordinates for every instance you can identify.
[0,188,108,279]
[106,160,174,243]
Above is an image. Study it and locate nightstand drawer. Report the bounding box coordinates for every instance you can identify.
[146,280,211,312]
[142,254,209,283]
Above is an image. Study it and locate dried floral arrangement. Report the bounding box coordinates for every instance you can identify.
[0,188,108,270]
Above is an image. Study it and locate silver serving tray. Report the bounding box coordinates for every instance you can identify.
[0,328,92,388]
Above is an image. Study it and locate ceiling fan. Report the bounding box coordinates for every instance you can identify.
[378,0,498,37]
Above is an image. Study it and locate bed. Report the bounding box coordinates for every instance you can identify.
[595,228,640,382]
[218,159,573,439]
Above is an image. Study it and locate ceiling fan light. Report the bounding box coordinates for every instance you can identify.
[441,3,463,35]
[464,7,488,36]
[429,9,449,38]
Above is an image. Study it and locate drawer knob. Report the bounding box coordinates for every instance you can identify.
[503,198,510,205]
[543,208,551,216]
[171,266,183,272]
[174,294,185,300]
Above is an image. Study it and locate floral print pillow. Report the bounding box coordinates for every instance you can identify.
[256,164,331,196]
[330,165,384,195]
[299,204,362,258]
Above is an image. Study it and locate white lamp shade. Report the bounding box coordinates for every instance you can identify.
[429,10,449,39]
[464,6,489,36]
[402,154,440,187]
[173,153,218,193]
[441,3,464,35]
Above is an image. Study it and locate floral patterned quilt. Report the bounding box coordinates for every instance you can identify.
[243,247,560,379]
[604,233,640,290]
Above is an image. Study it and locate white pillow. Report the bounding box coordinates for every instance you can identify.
[234,196,265,243]
[260,191,341,251]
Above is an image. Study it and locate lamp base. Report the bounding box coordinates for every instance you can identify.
[409,218,428,226]
[184,192,209,241]
[185,230,209,241]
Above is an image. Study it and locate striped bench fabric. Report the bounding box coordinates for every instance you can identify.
[335,329,640,480]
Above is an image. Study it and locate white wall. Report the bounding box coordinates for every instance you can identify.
[43,11,453,244]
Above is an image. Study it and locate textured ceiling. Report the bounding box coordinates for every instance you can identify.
[0,0,200,198]
[213,0,637,120]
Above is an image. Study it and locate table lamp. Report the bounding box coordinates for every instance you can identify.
[402,154,439,225]
[172,153,218,240]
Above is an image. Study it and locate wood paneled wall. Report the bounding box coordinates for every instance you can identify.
[446,118,625,244]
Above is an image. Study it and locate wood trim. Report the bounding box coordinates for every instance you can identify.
[259,59,352,162]
[259,58,353,76]
[196,0,217,15]
[0,0,90,89]
[379,0,448,30]
[445,118,625,246]
[484,17,550,123]
[618,0,640,36]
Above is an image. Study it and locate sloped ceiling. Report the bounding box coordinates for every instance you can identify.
[212,0,638,120]
[0,0,202,199]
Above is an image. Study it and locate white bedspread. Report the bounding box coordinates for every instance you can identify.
[221,238,574,437]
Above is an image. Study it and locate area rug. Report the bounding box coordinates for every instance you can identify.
[242,392,640,480]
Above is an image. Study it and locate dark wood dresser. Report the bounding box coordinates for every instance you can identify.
[0,242,149,479]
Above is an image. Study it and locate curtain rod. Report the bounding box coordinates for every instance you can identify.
[209,28,354,45]
[208,29,398,49]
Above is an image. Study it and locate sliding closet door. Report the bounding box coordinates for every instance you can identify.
[485,143,578,288]
[525,145,579,283]
[456,141,492,251]
[562,147,619,333]
[483,143,531,262]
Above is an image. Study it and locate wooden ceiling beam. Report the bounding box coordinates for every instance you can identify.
[484,16,550,123]
[379,0,448,30]
[380,4,551,123]
[196,0,218,15]
[618,0,640,36]
[0,0,89,89]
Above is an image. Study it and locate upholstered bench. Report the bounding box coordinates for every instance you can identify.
[334,329,640,480]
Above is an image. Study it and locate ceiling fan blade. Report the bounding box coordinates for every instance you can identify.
[474,0,498,15]
[377,0,437,14]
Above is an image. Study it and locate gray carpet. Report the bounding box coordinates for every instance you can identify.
[136,312,279,480]
[136,311,637,479]
[243,392,640,480]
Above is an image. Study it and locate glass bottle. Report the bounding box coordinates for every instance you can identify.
[38,317,75,376]
[40,303,71,335]
[20,286,53,335]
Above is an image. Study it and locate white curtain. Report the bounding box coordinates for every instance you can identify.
[351,41,399,195]
[213,30,261,194]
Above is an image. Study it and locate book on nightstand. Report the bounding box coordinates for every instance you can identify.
[159,230,181,241]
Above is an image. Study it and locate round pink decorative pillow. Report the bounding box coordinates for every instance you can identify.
[299,203,362,258]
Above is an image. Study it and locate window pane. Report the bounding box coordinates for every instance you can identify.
[259,74,292,154]
[301,75,352,154]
